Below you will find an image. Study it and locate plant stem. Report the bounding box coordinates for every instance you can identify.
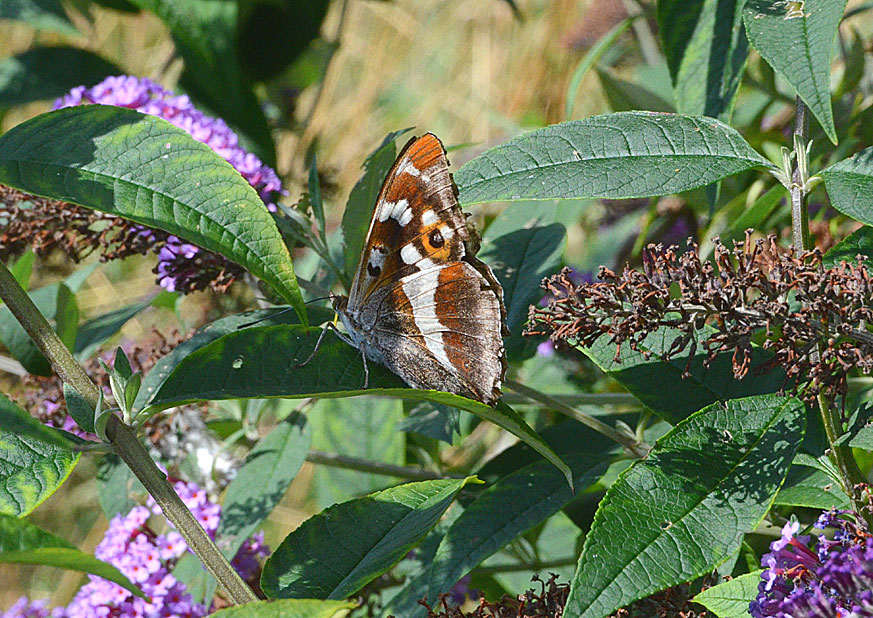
[0,261,257,606]
[505,379,650,458]
[305,449,455,480]
[791,96,810,252]
[789,97,870,518]
[502,391,639,407]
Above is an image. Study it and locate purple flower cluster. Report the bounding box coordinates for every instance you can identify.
[2,478,269,618]
[751,511,873,617]
[53,76,284,293]
[54,76,283,213]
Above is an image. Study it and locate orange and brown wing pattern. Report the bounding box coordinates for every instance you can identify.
[372,261,505,404]
[347,133,472,309]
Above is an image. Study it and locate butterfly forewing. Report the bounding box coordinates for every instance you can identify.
[339,133,506,405]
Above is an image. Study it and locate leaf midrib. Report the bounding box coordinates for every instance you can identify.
[576,399,795,614]
[2,157,289,286]
[460,152,771,192]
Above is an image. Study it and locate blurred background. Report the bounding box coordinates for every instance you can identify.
[2,0,873,610]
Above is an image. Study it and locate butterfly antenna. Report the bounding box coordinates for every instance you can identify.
[237,296,335,330]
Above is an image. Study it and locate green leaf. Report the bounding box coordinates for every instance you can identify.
[217,413,311,559]
[173,552,217,605]
[309,153,326,242]
[0,514,145,598]
[658,0,748,120]
[480,204,565,350]
[261,477,478,600]
[96,454,142,518]
[238,0,331,83]
[126,0,274,164]
[580,324,786,424]
[774,464,850,509]
[0,106,305,324]
[564,394,805,618]
[395,402,460,444]
[418,425,613,614]
[9,251,35,289]
[136,306,330,411]
[142,323,572,486]
[63,383,94,433]
[743,0,847,145]
[0,394,80,517]
[0,282,78,376]
[823,225,873,268]
[0,392,74,449]
[74,299,151,361]
[693,570,762,617]
[309,398,405,508]
[821,148,873,225]
[210,599,356,618]
[596,66,675,113]
[0,47,121,107]
[0,0,79,36]
[565,16,637,120]
[455,113,774,205]
[342,129,410,280]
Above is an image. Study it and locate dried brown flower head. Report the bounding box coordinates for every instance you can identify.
[528,232,873,402]
[0,185,243,294]
[417,574,568,618]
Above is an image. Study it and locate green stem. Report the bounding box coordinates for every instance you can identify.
[505,379,649,458]
[789,97,870,520]
[305,450,454,480]
[0,261,257,606]
[817,394,869,519]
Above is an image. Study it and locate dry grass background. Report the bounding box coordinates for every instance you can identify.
[0,0,625,607]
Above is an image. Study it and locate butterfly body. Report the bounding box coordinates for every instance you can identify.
[333,133,506,405]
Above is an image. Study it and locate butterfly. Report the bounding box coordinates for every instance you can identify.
[327,133,507,405]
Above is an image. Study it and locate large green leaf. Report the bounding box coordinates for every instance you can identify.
[341,130,409,280]
[822,224,873,267]
[564,394,804,618]
[126,0,274,163]
[0,0,79,36]
[210,599,356,618]
[693,570,762,617]
[74,299,152,362]
[0,393,80,517]
[596,66,675,113]
[0,47,121,107]
[743,0,847,145]
[480,203,565,358]
[217,413,311,559]
[0,514,144,598]
[774,464,850,509]
[308,398,404,508]
[136,305,332,411]
[0,282,78,376]
[411,424,613,617]
[238,0,331,82]
[580,324,786,425]
[0,392,74,450]
[455,113,773,205]
[821,148,873,226]
[658,0,748,120]
[95,454,143,518]
[261,477,477,600]
[142,323,572,487]
[0,106,305,324]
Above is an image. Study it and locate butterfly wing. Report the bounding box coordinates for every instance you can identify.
[347,133,471,308]
[345,133,506,404]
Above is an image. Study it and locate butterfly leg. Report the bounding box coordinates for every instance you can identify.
[360,346,370,390]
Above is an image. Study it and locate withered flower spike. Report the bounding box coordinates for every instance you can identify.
[528,232,873,403]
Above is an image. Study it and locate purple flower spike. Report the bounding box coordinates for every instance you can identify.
[751,510,873,618]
